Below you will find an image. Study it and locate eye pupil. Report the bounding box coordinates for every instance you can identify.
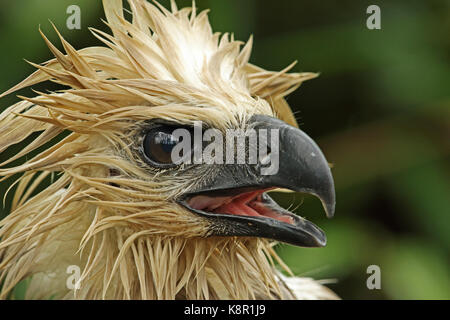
[143,127,179,166]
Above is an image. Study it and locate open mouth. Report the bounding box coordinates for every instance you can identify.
[179,187,327,248]
[186,189,294,225]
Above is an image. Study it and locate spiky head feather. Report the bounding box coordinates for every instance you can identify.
[0,0,335,300]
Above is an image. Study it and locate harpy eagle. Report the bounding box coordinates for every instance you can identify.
[0,0,337,300]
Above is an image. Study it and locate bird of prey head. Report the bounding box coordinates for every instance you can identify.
[0,0,336,300]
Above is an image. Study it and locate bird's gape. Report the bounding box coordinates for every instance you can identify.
[188,189,294,225]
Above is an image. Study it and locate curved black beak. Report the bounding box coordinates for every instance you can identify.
[179,115,336,247]
[251,115,335,219]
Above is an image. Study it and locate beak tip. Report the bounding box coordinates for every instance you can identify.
[326,204,335,219]
[320,187,336,219]
[326,191,336,219]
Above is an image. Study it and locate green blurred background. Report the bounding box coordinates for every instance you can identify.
[0,0,449,300]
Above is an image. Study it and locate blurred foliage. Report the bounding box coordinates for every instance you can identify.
[0,0,449,300]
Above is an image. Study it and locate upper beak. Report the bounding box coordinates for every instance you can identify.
[251,115,335,218]
[193,115,335,218]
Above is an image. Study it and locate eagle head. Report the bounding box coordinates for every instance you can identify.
[0,0,336,300]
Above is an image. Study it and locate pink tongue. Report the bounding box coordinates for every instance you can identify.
[213,191,263,217]
[234,192,261,204]
[188,190,296,225]
[214,201,260,217]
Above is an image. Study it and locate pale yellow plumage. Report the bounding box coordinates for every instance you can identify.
[0,0,336,300]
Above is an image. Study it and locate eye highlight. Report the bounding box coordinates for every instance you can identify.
[143,126,181,167]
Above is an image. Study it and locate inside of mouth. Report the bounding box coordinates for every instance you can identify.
[187,189,295,225]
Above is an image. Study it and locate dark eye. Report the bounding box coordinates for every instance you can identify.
[143,126,181,167]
